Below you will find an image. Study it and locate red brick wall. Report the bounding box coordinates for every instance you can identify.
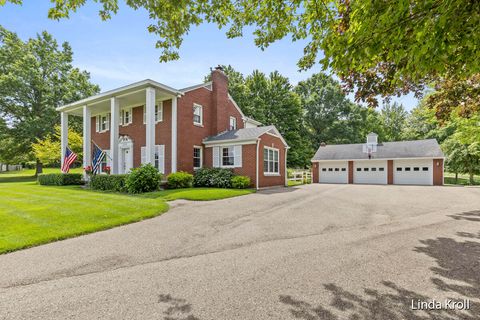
[348,161,354,184]
[91,117,110,150]
[387,160,394,184]
[258,133,286,188]
[312,162,319,183]
[433,158,444,185]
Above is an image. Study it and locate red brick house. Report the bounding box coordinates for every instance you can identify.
[57,67,288,189]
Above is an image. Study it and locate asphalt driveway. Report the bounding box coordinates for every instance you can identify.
[1,184,480,320]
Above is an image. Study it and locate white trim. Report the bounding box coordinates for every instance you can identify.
[57,79,184,112]
[204,139,258,147]
[312,156,446,162]
[193,145,203,169]
[109,97,120,174]
[228,94,245,118]
[193,103,203,126]
[263,146,280,175]
[171,96,178,173]
[243,116,262,126]
[180,82,212,92]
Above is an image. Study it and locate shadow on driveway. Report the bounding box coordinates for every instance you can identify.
[279,210,480,320]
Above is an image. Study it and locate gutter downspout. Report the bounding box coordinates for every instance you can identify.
[284,147,288,187]
[256,138,261,190]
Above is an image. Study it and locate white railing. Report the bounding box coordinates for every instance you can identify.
[288,170,312,184]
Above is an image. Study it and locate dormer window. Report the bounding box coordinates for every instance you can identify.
[229,116,237,130]
[367,132,378,145]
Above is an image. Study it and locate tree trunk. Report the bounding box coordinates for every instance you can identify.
[35,159,43,177]
[455,172,458,184]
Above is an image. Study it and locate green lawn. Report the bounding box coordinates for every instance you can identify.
[0,168,254,254]
[444,172,480,185]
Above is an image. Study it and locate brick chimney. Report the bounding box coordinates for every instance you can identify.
[211,65,229,134]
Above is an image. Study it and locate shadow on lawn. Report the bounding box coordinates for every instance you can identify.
[280,210,480,320]
[158,294,201,320]
[0,174,36,183]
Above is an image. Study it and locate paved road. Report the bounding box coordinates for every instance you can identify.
[1,184,480,320]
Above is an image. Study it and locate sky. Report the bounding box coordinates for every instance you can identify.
[1,1,419,110]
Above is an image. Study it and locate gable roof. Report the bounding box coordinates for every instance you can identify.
[203,125,288,147]
[312,139,444,161]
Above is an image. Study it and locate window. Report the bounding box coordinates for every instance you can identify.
[405,167,411,171]
[371,167,377,171]
[96,113,110,132]
[121,108,132,126]
[396,167,402,171]
[364,168,369,171]
[141,145,165,173]
[341,168,346,172]
[422,167,429,171]
[322,168,327,172]
[356,168,361,172]
[193,147,202,169]
[193,103,203,125]
[263,147,279,174]
[379,167,385,171]
[328,168,333,172]
[155,103,163,122]
[229,116,237,130]
[222,146,235,166]
[413,167,420,171]
[334,168,339,172]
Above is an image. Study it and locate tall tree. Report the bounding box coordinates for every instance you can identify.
[32,126,83,167]
[379,102,408,142]
[7,0,479,105]
[0,26,99,174]
[295,73,367,146]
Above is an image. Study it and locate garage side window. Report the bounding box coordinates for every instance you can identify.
[322,168,326,172]
[263,147,279,174]
[356,168,361,171]
[396,167,402,171]
[422,167,429,171]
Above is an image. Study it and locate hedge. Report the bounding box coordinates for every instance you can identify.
[37,173,83,186]
[125,164,162,193]
[231,175,251,189]
[193,168,234,188]
[167,171,194,189]
[89,174,128,192]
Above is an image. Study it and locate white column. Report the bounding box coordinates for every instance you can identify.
[110,97,120,174]
[82,105,91,177]
[60,112,68,166]
[171,96,178,173]
[145,87,156,165]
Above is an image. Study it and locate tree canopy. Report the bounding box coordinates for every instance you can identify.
[4,0,479,105]
[0,26,99,171]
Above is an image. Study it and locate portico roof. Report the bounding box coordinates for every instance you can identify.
[56,79,184,115]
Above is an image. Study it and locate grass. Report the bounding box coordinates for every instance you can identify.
[141,187,255,201]
[444,172,480,186]
[0,168,254,254]
[288,180,304,187]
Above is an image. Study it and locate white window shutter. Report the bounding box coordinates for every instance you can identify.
[106,113,110,131]
[96,115,100,132]
[129,108,133,124]
[156,145,165,173]
[141,146,146,164]
[105,150,111,168]
[213,147,220,168]
[234,145,242,167]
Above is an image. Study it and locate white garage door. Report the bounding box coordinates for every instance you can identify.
[319,161,348,184]
[394,159,433,185]
[353,160,387,184]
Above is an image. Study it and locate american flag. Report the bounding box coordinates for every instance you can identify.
[61,146,78,173]
[92,143,106,174]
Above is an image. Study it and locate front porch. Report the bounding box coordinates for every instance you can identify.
[57,80,183,176]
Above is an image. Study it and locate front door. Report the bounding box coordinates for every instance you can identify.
[121,148,132,174]
[118,136,134,174]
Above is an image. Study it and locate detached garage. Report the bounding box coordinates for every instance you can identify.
[311,133,444,186]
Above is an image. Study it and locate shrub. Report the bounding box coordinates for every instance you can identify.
[37,173,83,186]
[193,168,234,188]
[90,174,128,192]
[231,175,251,189]
[167,171,193,189]
[125,164,162,194]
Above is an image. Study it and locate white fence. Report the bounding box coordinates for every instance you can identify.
[0,164,22,172]
[288,170,312,184]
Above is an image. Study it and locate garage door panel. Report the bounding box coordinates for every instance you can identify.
[394,159,433,185]
[319,161,348,184]
[353,160,387,184]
